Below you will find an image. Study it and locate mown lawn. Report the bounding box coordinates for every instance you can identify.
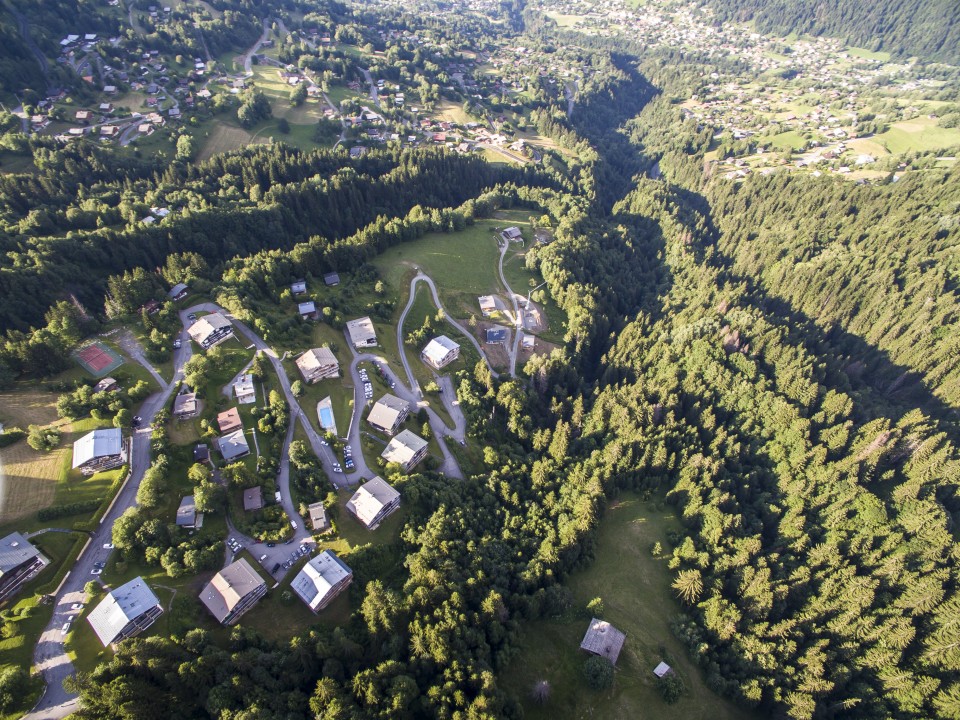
[501,494,757,720]
[371,222,503,318]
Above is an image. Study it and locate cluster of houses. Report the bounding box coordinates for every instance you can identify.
[215,407,250,463]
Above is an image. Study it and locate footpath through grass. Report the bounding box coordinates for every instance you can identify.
[501,493,756,720]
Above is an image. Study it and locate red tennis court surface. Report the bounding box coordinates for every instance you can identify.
[74,342,124,376]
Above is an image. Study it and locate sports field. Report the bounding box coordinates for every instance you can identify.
[73,341,124,377]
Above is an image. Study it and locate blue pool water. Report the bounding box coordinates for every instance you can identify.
[318,406,335,430]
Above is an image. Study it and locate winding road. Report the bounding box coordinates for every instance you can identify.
[26,281,482,716]
[497,240,524,376]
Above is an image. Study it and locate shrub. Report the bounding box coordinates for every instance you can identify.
[657,672,685,703]
[582,655,614,690]
[27,424,61,451]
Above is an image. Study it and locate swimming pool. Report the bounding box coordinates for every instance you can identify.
[318,405,335,431]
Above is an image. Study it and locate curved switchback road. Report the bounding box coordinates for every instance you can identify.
[397,271,499,395]
[497,240,524,376]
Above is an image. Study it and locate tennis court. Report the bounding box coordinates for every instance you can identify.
[73,341,125,377]
[317,397,338,435]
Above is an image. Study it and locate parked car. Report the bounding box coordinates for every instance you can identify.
[188,313,197,322]
[102,543,114,549]
[291,521,298,530]
[61,622,71,635]
[267,542,275,548]
[259,554,267,561]
[271,563,280,573]
[332,464,342,473]
[173,338,181,349]
[90,568,102,575]
[71,603,84,611]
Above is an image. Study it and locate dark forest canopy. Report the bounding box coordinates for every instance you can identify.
[701,0,960,64]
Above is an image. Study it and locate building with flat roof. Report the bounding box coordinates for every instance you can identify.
[580,618,626,665]
[421,335,460,370]
[346,316,377,348]
[366,394,409,435]
[381,429,428,472]
[296,347,339,383]
[0,533,48,603]
[218,429,250,462]
[187,312,234,350]
[242,486,263,511]
[217,408,242,433]
[199,559,267,625]
[87,577,163,646]
[173,392,198,418]
[346,476,400,530]
[72,428,126,475]
[290,550,352,612]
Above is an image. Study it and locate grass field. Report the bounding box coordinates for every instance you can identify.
[846,47,892,62]
[196,122,258,161]
[372,222,503,318]
[768,130,808,151]
[542,11,583,28]
[875,118,960,154]
[501,494,755,720]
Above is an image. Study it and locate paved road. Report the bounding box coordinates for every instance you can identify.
[361,68,381,108]
[346,350,464,480]
[398,272,498,391]
[243,18,270,74]
[497,240,524,376]
[25,337,188,720]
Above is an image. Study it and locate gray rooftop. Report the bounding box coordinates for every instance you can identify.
[199,559,265,623]
[72,427,123,468]
[367,393,408,431]
[580,618,626,665]
[87,577,161,646]
[218,429,249,461]
[0,532,41,574]
[381,429,428,467]
[290,550,352,611]
[176,496,196,526]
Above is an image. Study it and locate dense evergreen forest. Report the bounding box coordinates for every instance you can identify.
[701,0,960,63]
[4,1,960,719]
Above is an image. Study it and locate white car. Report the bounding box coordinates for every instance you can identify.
[103,543,114,549]
[291,521,298,530]
[90,568,102,575]
[259,554,267,561]
[61,622,71,634]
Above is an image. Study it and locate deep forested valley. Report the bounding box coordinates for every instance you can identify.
[1,0,960,719]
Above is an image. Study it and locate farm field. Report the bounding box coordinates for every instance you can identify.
[502,493,756,720]
[875,117,960,154]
